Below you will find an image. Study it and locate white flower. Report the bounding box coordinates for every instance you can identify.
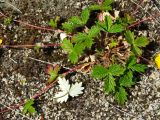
[60,32,67,41]
[54,77,84,103]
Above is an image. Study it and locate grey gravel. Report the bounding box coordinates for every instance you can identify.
[0,0,160,120]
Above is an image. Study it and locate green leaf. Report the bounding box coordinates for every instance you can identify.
[48,71,57,83]
[69,51,78,64]
[88,26,100,38]
[135,36,149,47]
[124,30,134,44]
[49,17,60,28]
[103,0,114,6]
[73,33,87,43]
[28,107,36,114]
[81,9,90,24]
[23,99,36,114]
[119,70,134,87]
[70,16,82,25]
[108,24,125,33]
[132,45,142,56]
[96,21,108,31]
[101,0,113,10]
[115,87,128,105]
[49,19,56,28]
[62,22,74,33]
[73,43,85,56]
[105,16,112,30]
[104,74,116,93]
[92,65,108,79]
[130,64,147,72]
[109,39,118,48]
[108,64,125,76]
[126,55,136,68]
[84,37,94,49]
[89,5,101,11]
[61,39,73,53]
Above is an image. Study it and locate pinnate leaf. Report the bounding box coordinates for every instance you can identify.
[124,30,134,44]
[130,64,147,72]
[88,26,100,38]
[23,99,36,114]
[69,51,79,64]
[115,87,128,105]
[119,70,134,87]
[135,36,149,47]
[108,64,125,76]
[61,39,73,53]
[92,65,108,79]
[108,24,124,33]
[104,74,116,93]
[81,9,90,23]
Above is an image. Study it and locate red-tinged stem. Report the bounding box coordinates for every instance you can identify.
[14,19,64,33]
[0,64,83,113]
[132,0,144,15]
[127,12,160,29]
[0,43,60,48]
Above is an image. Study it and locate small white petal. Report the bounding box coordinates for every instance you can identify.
[69,82,84,97]
[60,32,67,41]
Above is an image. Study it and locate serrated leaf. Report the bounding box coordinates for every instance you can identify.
[88,26,100,38]
[105,16,112,30]
[108,24,125,33]
[125,30,134,44]
[109,39,118,48]
[89,4,101,10]
[62,22,74,33]
[104,74,116,93]
[70,16,82,25]
[81,9,90,24]
[61,39,73,53]
[130,64,147,72]
[49,19,56,28]
[126,55,137,68]
[135,36,149,47]
[92,65,108,79]
[101,0,113,10]
[103,0,114,6]
[69,51,79,64]
[108,64,125,76]
[119,70,134,87]
[84,37,94,49]
[115,87,128,105]
[23,99,36,114]
[73,43,85,55]
[73,33,87,43]
[28,107,36,114]
[96,21,108,31]
[69,82,84,97]
[132,45,142,56]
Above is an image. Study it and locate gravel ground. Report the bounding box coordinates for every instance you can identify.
[0,0,160,120]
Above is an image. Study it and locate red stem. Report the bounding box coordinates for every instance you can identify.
[127,12,160,29]
[0,64,82,113]
[1,43,60,48]
[132,0,144,15]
